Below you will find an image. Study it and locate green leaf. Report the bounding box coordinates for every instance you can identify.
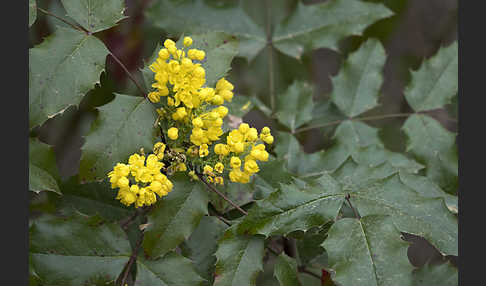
[236,173,344,237]
[29,27,108,128]
[399,171,458,214]
[30,214,131,286]
[136,253,206,286]
[177,32,239,87]
[29,138,61,195]
[274,253,300,286]
[214,227,265,286]
[412,261,458,286]
[275,81,314,132]
[275,132,330,177]
[143,174,209,258]
[29,0,37,27]
[272,0,393,59]
[224,95,255,118]
[180,216,229,285]
[61,0,127,33]
[334,162,458,255]
[303,98,346,133]
[253,158,293,200]
[405,42,458,112]
[322,215,413,286]
[330,39,386,117]
[79,93,158,182]
[402,114,458,194]
[146,0,266,61]
[56,176,133,221]
[295,224,332,266]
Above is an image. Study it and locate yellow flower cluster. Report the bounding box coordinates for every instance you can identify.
[107,36,275,208]
[108,142,173,207]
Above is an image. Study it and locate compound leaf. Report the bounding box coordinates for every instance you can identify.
[214,227,265,286]
[322,215,413,286]
[29,213,131,286]
[272,0,393,59]
[405,42,458,112]
[61,0,127,33]
[402,114,458,194]
[330,39,386,117]
[29,27,108,128]
[146,0,266,61]
[143,174,209,259]
[237,173,344,237]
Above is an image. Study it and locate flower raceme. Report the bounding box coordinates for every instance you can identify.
[107,36,274,208]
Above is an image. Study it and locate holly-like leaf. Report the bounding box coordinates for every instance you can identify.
[177,32,239,87]
[399,171,458,214]
[236,173,344,237]
[55,176,133,221]
[253,158,293,200]
[295,223,332,266]
[29,214,131,286]
[143,174,209,259]
[333,161,458,256]
[303,98,346,133]
[412,261,458,286]
[180,216,229,285]
[29,27,108,128]
[61,0,127,33]
[146,0,266,61]
[330,39,386,117]
[274,253,300,286]
[402,114,458,194]
[322,215,413,286]
[405,42,458,112]
[272,0,393,59]
[214,227,265,286]
[135,253,206,286]
[29,138,61,195]
[29,0,37,27]
[275,81,314,132]
[79,94,158,182]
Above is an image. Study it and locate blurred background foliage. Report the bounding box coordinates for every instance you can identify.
[29,0,457,285]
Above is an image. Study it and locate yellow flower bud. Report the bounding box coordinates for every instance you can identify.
[214,162,224,173]
[261,127,271,134]
[203,165,213,174]
[196,50,205,61]
[158,48,170,60]
[244,159,260,174]
[183,36,193,47]
[192,117,203,128]
[233,142,245,153]
[168,127,179,140]
[230,157,241,169]
[164,39,176,48]
[263,135,274,144]
[148,92,160,103]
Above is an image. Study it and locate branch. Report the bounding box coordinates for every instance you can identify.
[196,173,248,216]
[120,233,144,286]
[298,266,321,280]
[294,108,457,134]
[108,52,148,98]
